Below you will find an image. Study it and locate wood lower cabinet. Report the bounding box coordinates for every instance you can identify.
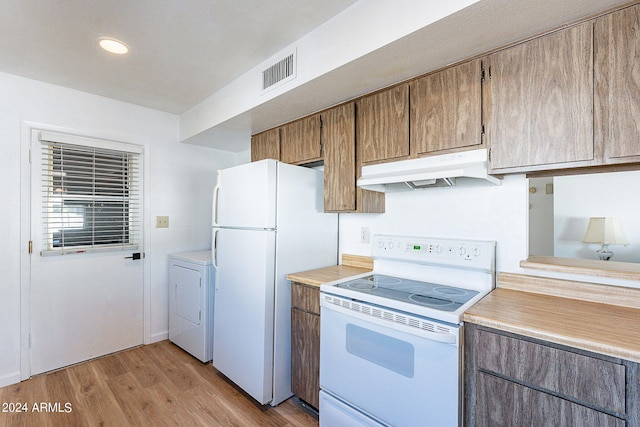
[465,323,640,427]
[595,3,640,164]
[251,128,280,162]
[476,372,624,427]
[280,114,322,165]
[357,84,410,165]
[487,22,595,173]
[290,282,320,409]
[323,103,384,213]
[410,58,484,156]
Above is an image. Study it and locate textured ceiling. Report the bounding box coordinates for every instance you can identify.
[0,0,358,113]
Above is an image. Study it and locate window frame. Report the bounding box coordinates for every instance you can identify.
[38,131,143,256]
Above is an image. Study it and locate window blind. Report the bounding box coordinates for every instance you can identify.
[39,131,142,256]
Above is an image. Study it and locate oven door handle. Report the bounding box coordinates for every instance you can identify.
[321,297,459,345]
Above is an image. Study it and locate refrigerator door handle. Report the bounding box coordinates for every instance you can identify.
[212,180,221,227]
[212,228,219,275]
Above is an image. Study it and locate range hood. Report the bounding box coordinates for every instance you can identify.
[357,148,500,192]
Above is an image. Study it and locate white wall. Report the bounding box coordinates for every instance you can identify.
[528,177,554,256]
[554,171,640,263]
[339,175,529,273]
[147,139,238,341]
[0,71,238,387]
[338,171,640,290]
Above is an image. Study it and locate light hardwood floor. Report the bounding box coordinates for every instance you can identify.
[0,341,319,426]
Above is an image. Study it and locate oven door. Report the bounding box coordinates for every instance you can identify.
[319,295,462,427]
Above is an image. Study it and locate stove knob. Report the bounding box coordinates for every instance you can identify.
[435,244,443,254]
[378,241,385,249]
[473,247,481,257]
[459,246,466,256]
[388,241,394,249]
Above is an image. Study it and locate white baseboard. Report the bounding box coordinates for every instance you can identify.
[0,371,21,388]
[149,330,168,344]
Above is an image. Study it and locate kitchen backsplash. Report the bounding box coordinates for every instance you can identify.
[339,174,529,273]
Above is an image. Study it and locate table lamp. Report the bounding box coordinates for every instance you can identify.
[582,217,629,261]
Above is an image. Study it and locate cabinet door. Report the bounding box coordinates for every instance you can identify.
[357,84,409,164]
[323,103,356,212]
[410,59,483,155]
[476,329,625,414]
[291,307,320,409]
[291,282,320,315]
[466,324,635,427]
[251,128,280,162]
[280,114,322,165]
[323,103,384,213]
[595,4,640,163]
[476,373,625,427]
[487,22,594,172]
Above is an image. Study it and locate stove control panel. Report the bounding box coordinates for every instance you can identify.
[372,235,495,269]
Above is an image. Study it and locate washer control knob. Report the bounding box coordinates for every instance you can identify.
[435,244,443,254]
[473,247,481,257]
[378,241,385,249]
[459,246,467,256]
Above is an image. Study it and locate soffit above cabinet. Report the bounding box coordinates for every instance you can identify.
[180,0,632,152]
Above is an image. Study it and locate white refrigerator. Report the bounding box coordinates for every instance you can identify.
[211,159,337,406]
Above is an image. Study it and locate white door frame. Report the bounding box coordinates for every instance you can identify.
[19,120,151,380]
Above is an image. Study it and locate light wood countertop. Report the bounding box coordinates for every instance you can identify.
[286,254,373,287]
[464,273,640,363]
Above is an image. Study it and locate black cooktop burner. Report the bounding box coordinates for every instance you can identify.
[409,294,455,307]
[347,281,377,290]
[368,276,401,286]
[335,274,478,312]
[433,286,469,297]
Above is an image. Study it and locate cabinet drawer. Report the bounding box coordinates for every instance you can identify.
[476,372,625,427]
[477,329,625,414]
[291,282,320,315]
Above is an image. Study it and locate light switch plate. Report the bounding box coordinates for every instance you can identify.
[156,216,169,228]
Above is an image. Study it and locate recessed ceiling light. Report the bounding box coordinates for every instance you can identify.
[98,38,129,55]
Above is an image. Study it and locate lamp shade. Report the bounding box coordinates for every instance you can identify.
[582,217,629,245]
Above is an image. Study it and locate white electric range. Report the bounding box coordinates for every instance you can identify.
[319,234,496,427]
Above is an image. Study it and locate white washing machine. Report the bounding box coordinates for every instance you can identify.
[169,251,214,363]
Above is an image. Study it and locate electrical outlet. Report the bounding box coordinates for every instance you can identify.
[360,227,370,244]
[156,216,169,228]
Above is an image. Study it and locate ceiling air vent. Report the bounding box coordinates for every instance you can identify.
[261,50,296,92]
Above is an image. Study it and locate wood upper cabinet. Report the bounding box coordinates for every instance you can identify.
[410,58,484,155]
[486,22,595,173]
[254,5,640,178]
[279,114,322,165]
[357,84,410,164]
[251,128,280,162]
[323,103,384,213]
[290,282,320,409]
[595,3,640,163]
[323,103,356,212]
